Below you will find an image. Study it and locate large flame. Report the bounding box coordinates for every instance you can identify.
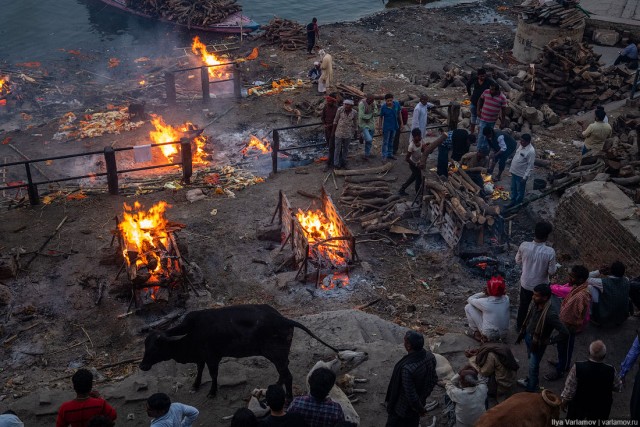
[296,209,348,268]
[191,36,231,80]
[149,114,209,165]
[242,135,271,155]
[118,201,169,274]
[0,76,9,95]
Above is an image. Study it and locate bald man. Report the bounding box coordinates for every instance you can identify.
[561,340,621,420]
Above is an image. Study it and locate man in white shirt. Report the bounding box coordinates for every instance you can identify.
[445,368,488,427]
[465,276,510,342]
[506,133,535,209]
[146,393,199,427]
[411,94,435,139]
[515,221,557,330]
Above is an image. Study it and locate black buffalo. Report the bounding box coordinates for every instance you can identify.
[139,304,340,398]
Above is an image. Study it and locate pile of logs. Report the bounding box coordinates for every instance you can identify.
[337,175,414,233]
[424,168,501,228]
[257,18,306,51]
[129,0,242,27]
[549,112,640,203]
[525,38,631,114]
[520,0,586,29]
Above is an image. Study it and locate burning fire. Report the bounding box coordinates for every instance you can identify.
[139,80,146,85]
[149,115,209,165]
[296,209,348,268]
[191,36,231,80]
[242,135,271,155]
[0,76,10,95]
[118,201,169,276]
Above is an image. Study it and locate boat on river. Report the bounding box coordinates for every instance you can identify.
[99,0,260,34]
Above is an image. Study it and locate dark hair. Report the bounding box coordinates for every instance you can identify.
[611,261,626,277]
[534,221,553,240]
[595,109,606,121]
[482,126,494,137]
[521,133,532,143]
[265,384,286,412]
[477,68,487,76]
[335,423,358,427]
[405,330,424,351]
[411,128,422,137]
[147,393,171,413]
[384,93,394,100]
[467,133,477,144]
[489,82,500,90]
[309,367,336,400]
[533,283,552,298]
[596,105,605,111]
[72,369,93,395]
[312,17,317,23]
[231,408,258,427]
[1,410,17,416]
[88,415,115,427]
[571,265,590,283]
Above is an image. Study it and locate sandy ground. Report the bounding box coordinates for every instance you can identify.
[1,0,640,425]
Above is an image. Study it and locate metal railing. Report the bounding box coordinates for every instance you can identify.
[271,123,448,174]
[0,139,194,205]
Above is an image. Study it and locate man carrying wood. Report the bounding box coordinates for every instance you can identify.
[332,99,358,170]
[506,133,535,209]
[476,82,507,155]
[483,127,517,181]
[398,128,442,196]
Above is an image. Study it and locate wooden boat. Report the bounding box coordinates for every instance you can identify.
[100,0,260,34]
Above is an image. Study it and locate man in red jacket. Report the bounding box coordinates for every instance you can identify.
[56,369,117,427]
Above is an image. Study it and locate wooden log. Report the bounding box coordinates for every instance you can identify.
[334,162,393,176]
[611,175,640,186]
[424,179,447,194]
[345,175,397,183]
[457,168,481,194]
[451,197,471,220]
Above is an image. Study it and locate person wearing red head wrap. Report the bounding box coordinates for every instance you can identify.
[465,276,510,342]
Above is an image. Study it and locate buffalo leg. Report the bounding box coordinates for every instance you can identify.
[206,357,222,398]
[268,356,294,399]
[192,361,205,390]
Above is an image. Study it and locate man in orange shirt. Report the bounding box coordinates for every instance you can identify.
[56,369,117,427]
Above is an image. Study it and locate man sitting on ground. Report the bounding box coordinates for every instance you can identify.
[145,393,199,427]
[445,367,488,427]
[288,368,345,427]
[260,384,308,426]
[308,62,321,84]
[56,369,117,427]
[589,261,630,327]
[615,39,639,69]
[464,276,510,343]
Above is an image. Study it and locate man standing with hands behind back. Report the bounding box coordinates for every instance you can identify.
[385,330,437,427]
[515,221,557,331]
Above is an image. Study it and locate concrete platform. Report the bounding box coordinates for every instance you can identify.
[581,0,640,31]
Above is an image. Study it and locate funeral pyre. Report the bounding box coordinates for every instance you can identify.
[277,189,357,289]
[191,36,232,80]
[149,115,211,165]
[117,201,187,305]
[54,106,145,140]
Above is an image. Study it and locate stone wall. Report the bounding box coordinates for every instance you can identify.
[554,181,640,276]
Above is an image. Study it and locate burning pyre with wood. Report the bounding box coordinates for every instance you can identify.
[116,201,187,305]
[274,189,357,289]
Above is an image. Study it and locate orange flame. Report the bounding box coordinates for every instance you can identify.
[296,209,348,268]
[118,201,169,274]
[321,272,350,291]
[149,115,209,165]
[191,36,231,80]
[139,80,146,85]
[242,135,271,155]
[0,76,9,94]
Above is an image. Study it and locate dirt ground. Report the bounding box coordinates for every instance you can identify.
[1,0,640,425]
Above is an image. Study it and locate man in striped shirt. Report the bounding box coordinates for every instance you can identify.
[476,83,507,155]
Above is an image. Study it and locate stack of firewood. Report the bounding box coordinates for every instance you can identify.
[130,0,242,27]
[338,175,416,232]
[520,0,586,29]
[549,113,640,203]
[257,18,306,51]
[424,168,500,228]
[525,38,632,114]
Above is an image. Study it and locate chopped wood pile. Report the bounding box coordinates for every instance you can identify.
[520,0,585,29]
[128,0,242,27]
[257,18,306,51]
[524,38,631,114]
[425,168,501,229]
[549,113,640,203]
[338,175,416,233]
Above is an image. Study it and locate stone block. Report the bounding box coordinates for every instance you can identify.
[593,29,620,46]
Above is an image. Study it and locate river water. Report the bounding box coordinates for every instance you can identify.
[0,0,397,63]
